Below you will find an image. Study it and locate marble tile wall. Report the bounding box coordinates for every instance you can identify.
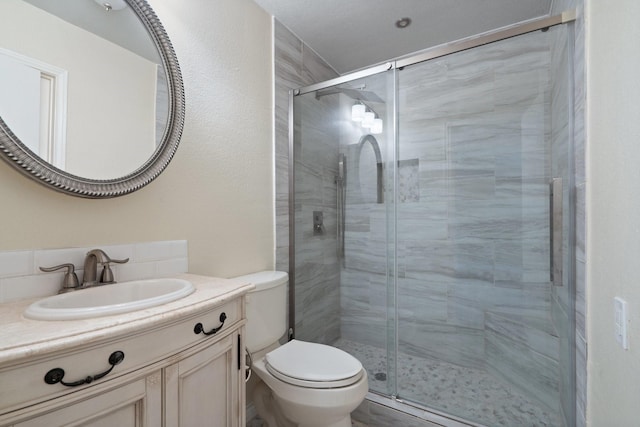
[272,20,341,344]
[274,20,336,275]
[293,92,342,344]
[0,240,188,303]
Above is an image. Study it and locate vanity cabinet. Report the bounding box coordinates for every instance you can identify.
[13,372,163,427]
[0,294,246,427]
[165,333,240,427]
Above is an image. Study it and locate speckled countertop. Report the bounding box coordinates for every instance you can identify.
[0,274,253,366]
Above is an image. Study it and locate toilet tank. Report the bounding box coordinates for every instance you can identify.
[233,271,288,353]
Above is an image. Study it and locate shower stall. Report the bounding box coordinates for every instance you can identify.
[289,12,576,427]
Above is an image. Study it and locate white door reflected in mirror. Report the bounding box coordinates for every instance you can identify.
[0,48,67,169]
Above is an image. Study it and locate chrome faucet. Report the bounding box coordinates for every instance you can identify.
[39,263,81,293]
[82,249,129,287]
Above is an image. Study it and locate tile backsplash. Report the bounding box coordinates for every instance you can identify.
[0,240,188,303]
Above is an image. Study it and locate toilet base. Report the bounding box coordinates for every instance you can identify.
[252,381,295,427]
[251,359,367,427]
[298,417,352,427]
[252,380,354,427]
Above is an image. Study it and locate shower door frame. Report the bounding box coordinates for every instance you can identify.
[288,9,577,425]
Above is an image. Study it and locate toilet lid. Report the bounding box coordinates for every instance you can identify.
[265,340,363,384]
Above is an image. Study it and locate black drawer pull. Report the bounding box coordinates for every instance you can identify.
[194,312,227,336]
[44,351,125,387]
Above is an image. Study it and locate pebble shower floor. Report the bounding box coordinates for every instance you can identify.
[334,339,561,427]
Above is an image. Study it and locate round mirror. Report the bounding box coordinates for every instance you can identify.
[0,0,184,198]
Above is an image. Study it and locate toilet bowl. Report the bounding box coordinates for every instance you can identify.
[252,339,369,427]
[234,271,368,427]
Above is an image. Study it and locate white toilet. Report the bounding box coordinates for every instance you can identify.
[235,271,368,427]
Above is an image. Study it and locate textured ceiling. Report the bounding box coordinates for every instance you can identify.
[252,0,553,74]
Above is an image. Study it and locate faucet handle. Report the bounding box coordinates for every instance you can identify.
[40,263,80,293]
[100,256,129,284]
[106,257,129,264]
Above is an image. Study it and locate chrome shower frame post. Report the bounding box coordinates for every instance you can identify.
[566,20,578,427]
[288,88,296,340]
[387,66,399,399]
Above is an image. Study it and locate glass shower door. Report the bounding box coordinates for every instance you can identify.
[395,26,574,426]
[292,70,397,396]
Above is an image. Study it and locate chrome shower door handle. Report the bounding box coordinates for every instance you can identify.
[337,153,347,261]
[376,162,384,204]
[550,178,563,286]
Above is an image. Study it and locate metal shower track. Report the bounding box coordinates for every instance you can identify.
[293,10,576,96]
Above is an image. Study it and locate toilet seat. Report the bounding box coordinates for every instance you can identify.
[266,364,365,389]
[264,340,364,389]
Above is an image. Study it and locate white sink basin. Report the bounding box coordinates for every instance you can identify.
[24,278,195,321]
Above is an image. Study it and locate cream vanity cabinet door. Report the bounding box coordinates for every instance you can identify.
[164,331,242,427]
[13,371,162,427]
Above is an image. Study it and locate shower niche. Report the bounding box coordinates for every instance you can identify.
[290,21,575,427]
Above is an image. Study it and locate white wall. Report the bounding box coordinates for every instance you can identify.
[587,0,640,424]
[0,0,274,278]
